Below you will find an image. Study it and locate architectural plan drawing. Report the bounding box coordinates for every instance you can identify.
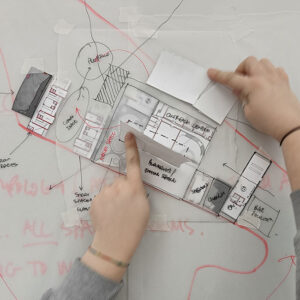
[92,82,216,200]
[0,0,298,299]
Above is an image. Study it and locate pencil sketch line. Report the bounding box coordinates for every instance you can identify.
[79,156,83,191]
[226,117,255,130]
[0,273,18,300]
[78,0,155,64]
[84,0,106,81]
[116,0,185,70]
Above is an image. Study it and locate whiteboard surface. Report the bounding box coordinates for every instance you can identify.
[0,0,299,299]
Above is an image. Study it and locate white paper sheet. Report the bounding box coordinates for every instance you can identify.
[147,51,237,124]
[147,51,210,105]
[193,83,237,124]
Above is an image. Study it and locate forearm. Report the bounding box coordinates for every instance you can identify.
[282,130,300,191]
[40,258,123,300]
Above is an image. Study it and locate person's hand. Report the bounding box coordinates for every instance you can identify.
[207,56,300,142]
[82,132,149,281]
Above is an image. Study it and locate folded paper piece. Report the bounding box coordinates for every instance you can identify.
[147,51,237,124]
[220,152,272,221]
[28,77,71,136]
[120,121,191,167]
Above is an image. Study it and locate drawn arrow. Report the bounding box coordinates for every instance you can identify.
[75,107,121,130]
[223,163,241,176]
[49,180,64,190]
[266,255,296,299]
[9,132,31,155]
[0,89,14,95]
[49,161,95,191]
[79,156,83,191]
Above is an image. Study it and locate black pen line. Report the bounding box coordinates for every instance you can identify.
[9,132,31,155]
[116,0,185,71]
[84,0,106,81]
[79,156,83,190]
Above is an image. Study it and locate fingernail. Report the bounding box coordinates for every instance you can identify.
[125,132,133,141]
[207,68,217,77]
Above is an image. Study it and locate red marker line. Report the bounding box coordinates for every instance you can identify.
[107,49,150,76]
[266,255,295,299]
[278,255,296,264]
[0,94,10,113]
[78,0,155,64]
[187,224,269,299]
[23,241,58,247]
[224,120,287,175]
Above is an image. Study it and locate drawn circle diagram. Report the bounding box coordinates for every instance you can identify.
[75,42,113,80]
[172,133,205,164]
[55,87,90,143]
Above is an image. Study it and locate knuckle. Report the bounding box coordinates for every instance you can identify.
[277,67,289,80]
[246,56,257,65]
[128,153,138,165]
[260,58,269,64]
[226,73,235,84]
[245,56,258,71]
[250,77,262,89]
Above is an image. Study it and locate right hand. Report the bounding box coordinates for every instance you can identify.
[207,56,300,142]
[82,133,149,282]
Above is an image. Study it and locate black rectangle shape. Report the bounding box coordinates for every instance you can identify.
[204,179,232,214]
[12,67,52,118]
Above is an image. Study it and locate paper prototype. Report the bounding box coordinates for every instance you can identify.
[147,51,210,105]
[93,82,215,200]
[147,51,237,124]
[12,67,52,118]
[120,121,191,167]
[28,78,71,136]
[193,83,236,125]
[220,153,271,221]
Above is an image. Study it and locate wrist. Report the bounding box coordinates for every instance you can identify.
[82,248,126,282]
[92,232,134,263]
[275,117,300,142]
[281,127,300,147]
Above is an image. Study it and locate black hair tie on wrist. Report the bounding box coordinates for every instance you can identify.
[280,126,300,146]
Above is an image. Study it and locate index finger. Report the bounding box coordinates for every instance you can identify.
[235,56,259,75]
[207,68,250,93]
[124,132,142,181]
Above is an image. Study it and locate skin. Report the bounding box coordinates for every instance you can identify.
[82,56,300,282]
[82,132,149,282]
[207,56,300,191]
